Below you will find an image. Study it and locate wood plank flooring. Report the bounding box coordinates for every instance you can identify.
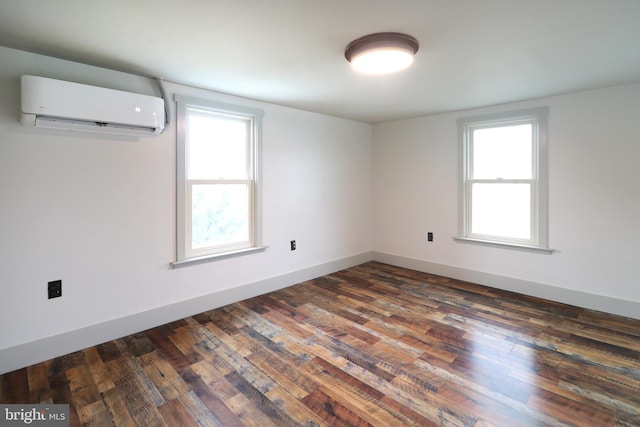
[1,262,639,426]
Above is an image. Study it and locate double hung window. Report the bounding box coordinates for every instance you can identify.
[175,95,264,264]
[457,107,551,252]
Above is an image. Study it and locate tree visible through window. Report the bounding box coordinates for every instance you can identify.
[175,95,263,263]
[457,107,550,251]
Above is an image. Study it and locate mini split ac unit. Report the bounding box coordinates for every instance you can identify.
[21,75,166,137]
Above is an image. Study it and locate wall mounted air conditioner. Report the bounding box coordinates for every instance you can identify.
[21,75,165,137]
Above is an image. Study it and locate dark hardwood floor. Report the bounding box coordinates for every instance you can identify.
[1,262,639,426]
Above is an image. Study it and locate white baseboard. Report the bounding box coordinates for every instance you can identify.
[0,252,373,375]
[373,252,640,321]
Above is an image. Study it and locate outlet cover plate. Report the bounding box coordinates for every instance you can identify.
[48,280,62,299]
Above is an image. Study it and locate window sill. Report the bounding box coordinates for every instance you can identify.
[171,246,268,268]
[453,237,554,254]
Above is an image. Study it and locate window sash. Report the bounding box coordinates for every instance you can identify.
[466,179,537,245]
[469,123,534,180]
[185,180,254,258]
[185,108,253,180]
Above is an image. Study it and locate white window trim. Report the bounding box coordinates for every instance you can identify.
[172,94,266,267]
[456,107,553,253]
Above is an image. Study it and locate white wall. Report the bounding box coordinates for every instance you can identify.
[0,46,373,373]
[373,83,640,318]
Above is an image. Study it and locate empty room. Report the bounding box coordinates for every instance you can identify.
[1,1,639,426]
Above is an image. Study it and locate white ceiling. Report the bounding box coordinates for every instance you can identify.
[1,0,639,123]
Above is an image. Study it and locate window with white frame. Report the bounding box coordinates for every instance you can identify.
[174,95,264,264]
[456,107,551,252]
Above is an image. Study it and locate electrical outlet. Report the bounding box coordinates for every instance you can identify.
[48,280,62,299]
[290,240,296,251]
[427,232,433,242]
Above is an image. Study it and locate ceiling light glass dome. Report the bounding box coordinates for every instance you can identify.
[345,32,419,75]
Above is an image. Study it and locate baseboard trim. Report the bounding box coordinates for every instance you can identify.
[373,252,640,321]
[0,251,373,375]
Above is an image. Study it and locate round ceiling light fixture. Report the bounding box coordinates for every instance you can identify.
[345,32,419,75]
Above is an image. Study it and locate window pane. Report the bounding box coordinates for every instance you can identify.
[187,111,249,180]
[191,184,249,249]
[471,183,531,240]
[472,124,532,179]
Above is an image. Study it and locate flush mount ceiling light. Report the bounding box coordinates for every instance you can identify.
[345,32,419,75]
